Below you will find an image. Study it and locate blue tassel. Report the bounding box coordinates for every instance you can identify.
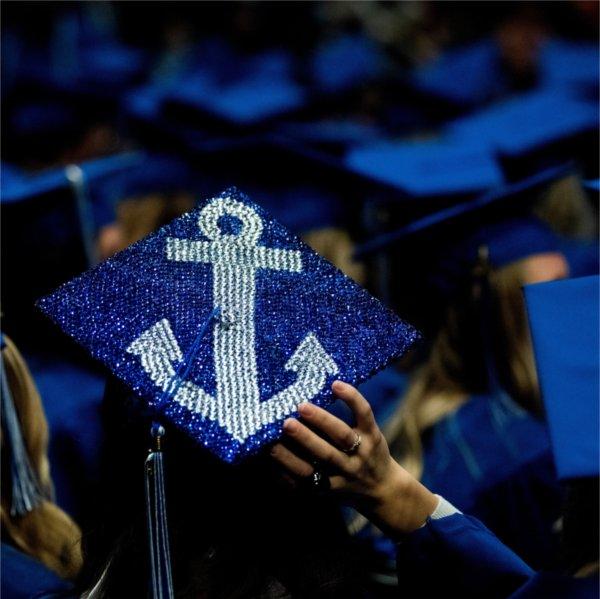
[144,307,220,599]
[145,424,174,599]
[0,354,43,517]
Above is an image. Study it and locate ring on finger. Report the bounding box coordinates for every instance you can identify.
[343,432,362,455]
[303,465,331,493]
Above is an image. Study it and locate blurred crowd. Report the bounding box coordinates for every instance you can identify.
[1,1,599,598]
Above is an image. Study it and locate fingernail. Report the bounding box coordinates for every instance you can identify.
[283,419,298,432]
[298,402,314,415]
[332,380,346,391]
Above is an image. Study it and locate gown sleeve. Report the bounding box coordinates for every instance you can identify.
[396,511,534,598]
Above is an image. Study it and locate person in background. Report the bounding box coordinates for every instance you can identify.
[1,335,82,598]
[96,191,195,260]
[352,188,572,573]
[384,217,569,569]
[272,373,598,597]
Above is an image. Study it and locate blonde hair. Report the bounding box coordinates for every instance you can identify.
[536,174,597,240]
[116,192,195,247]
[385,258,541,479]
[1,336,83,579]
[302,227,366,284]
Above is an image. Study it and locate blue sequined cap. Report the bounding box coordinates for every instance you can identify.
[38,188,420,463]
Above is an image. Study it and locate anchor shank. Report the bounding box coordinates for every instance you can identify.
[213,262,261,440]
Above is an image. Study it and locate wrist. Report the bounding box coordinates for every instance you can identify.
[368,459,438,539]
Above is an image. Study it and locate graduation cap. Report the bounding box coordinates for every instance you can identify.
[445,89,599,161]
[166,75,306,128]
[310,33,389,94]
[346,138,504,198]
[2,152,143,232]
[540,38,599,92]
[1,153,141,344]
[277,118,383,153]
[411,39,509,109]
[524,275,599,479]
[583,178,600,197]
[354,165,568,335]
[163,49,307,128]
[355,164,569,261]
[38,187,419,464]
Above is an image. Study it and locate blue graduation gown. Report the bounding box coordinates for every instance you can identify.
[421,393,563,569]
[396,514,598,598]
[511,572,599,598]
[1,543,76,599]
[396,513,533,598]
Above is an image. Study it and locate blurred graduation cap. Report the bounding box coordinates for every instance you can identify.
[13,40,148,103]
[411,39,510,109]
[412,37,600,111]
[524,275,599,479]
[276,118,383,153]
[356,164,568,261]
[310,33,389,95]
[163,49,307,129]
[445,90,599,171]
[346,138,504,198]
[354,165,569,333]
[2,152,143,231]
[582,178,600,197]
[7,100,80,140]
[172,75,306,127]
[539,39,599,93]
[1,153,141,344]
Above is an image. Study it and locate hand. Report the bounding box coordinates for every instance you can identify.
[270,381,438,539]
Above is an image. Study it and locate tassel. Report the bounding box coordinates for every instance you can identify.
[65,164,97,268]
[144,307,221,599]
[0,352,43,517]
[145,424,174,599]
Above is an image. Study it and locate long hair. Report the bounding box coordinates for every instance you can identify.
[1,336,83,579]
[385,257,541,479]
[78,377,363,598]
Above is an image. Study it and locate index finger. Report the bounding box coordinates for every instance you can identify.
[331,381,377,433]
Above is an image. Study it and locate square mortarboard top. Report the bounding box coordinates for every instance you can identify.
[445,89,599,158]
[310,33,389,95]
[167,76,306,128]
[38,188,420,463]
[354,164,569,263]
[345,138,504,198]
[411,37,600,109]
[411,39,508,108]
[1,152,208,232]
[1,152,143,231]
[524,275,599,480]
[539,38,599,91]
[163,49,306,128]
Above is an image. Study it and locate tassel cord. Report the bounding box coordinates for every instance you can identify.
[145,307,220,599]
[0,354,43,516]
